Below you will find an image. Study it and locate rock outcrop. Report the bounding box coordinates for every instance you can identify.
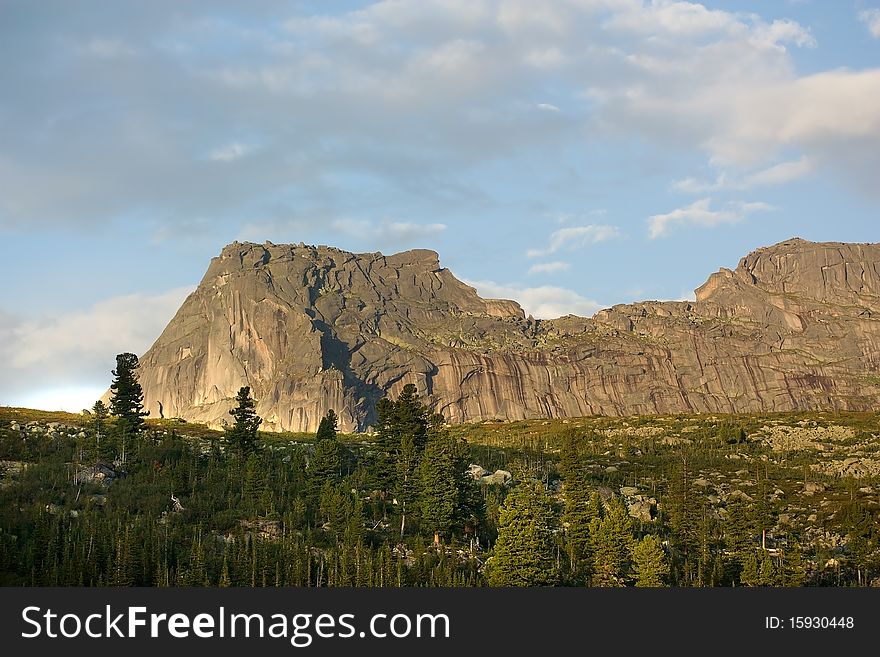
[133,238,880,432]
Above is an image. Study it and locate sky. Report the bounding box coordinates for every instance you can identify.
[1,0,879,411]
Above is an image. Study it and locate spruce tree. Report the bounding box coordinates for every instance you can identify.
[225,386,262,458]
[90,399,110,459]
[590,497,634,587]
[91,400,109,436]
[373,384,430,535]
[309,409,342,504]
[487,481,557,587]
[781,541,807,587]
[758,550,778,586]
[741,551,759,586]
[632,535,669,587]
[723,498,753,582]
[560,431,599,582]
[417,429,460,545]
[109,353,149,435]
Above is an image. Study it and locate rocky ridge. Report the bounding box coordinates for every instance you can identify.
[133,238,880,432]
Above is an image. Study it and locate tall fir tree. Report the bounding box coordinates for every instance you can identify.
[632,535,669,587]
[741,551,759,586]
[487,481,558,587]
[781,540,807,587]
[309,409,342,504]
[373,384,430,535]
[109,353,149,435]
[91,400,109,436]
[225,386,262,458]
[417,428,460,545]
[559,431,600,583]
[758,549,778,586]
[590,497,634,587]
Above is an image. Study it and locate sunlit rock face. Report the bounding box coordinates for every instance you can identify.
[135,238,880,432]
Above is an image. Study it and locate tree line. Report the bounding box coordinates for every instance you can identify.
[1,352,876,586]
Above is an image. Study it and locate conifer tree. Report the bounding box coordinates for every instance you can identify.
[374,384,430,535]
[741,551,759,586]
[590,497,634,587]
[225,386,262,458]
[559,431,600,582]
[109,353,149,435]
[781,541,807,587]
[91,400,109,436]
[417,429,460,545]
[632,535,669,587]
[309,409,342,504]
[758,550,778,586]
[487,481,557,587]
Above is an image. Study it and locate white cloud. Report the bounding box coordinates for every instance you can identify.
[672,156,814,193]
[4,0,880,235]
[648,198,774,239]
[749,19,816,51]
[527,261,571,275]
[859,9,880,38]
[209,142,251,162]
[464,279,603,319]
[0,286,194,410]
[527,224,620,257]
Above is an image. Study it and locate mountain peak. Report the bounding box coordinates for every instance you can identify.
[135,238,880,432]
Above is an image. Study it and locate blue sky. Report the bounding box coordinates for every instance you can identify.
[1,0,879,411]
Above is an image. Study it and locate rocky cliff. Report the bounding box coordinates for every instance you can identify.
[133,238,880,432]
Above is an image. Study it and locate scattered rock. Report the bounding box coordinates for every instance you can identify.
[74,463,118,486]
[626,497,656,522]
[728,490,754,502]
[466,464,488,480]
[479,470,512,486]
[239,518,282,540]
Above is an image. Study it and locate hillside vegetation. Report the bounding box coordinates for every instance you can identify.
[2,401,878,587]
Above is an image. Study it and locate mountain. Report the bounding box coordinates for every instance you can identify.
[133,238,880,432]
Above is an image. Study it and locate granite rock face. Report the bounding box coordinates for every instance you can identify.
[134,238,880,432]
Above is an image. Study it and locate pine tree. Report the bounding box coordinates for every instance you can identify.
[91,400,109,436]
[559,431,600,582]
[487,481,557,587]
[225,386,262,458]
[632,535,669,587]
[758,549,777,586]
[741,551,759,586]
[723,498,753,582]
[316,409,339,442]
[308,409,342,504]
[373,384,430,535]
[109,353,149,436]
[590,497,634,587]
[781,541,807,587]
[417,430,460,545]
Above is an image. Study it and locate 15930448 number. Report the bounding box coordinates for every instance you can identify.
[790,617,854,629]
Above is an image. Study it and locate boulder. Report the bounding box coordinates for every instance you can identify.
[626,497,655,522]
[466,464,488,480]
[479,470,512,486]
